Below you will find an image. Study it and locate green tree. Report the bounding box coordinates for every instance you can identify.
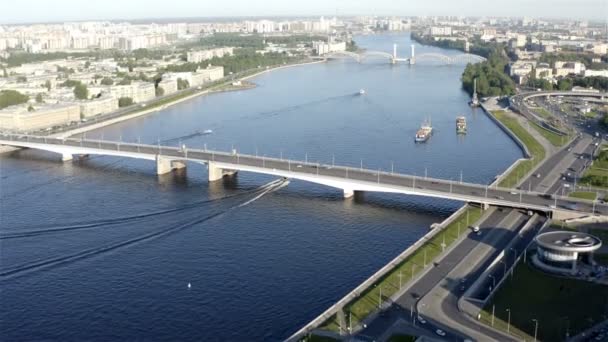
[84,61,91,69]
[156,86,165,97]
[177,78,190,90]
[100,77,114,86]
[557,78,573,91]
[118,97,134,107]
[117,78,131,85]
[35,93,43,103]
[74,83,89,100]
[27,104,35,112]
[0,90,29,109]
[16,76,27,83]
[44,80,52,91]
[2,68,7,78]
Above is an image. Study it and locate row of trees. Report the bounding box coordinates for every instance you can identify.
[118,97,133,107]
[539,52,608,70]
[160,48,299,75]
[527,75,608,92]
[59,79,89,100]
[461,46,516,97]
[0,90,29,109]
[193,33,327,50]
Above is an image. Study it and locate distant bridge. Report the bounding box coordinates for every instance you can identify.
[2,133,606,218]
[324,44,487,65]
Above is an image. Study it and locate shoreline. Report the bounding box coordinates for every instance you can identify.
[60,59,326,138]
[0,59,326,152]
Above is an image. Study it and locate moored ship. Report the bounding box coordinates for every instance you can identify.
[456,116,467,134]
[415,120,433,143]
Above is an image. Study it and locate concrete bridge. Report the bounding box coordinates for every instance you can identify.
[1,133,606,218]
[325,44,487,65]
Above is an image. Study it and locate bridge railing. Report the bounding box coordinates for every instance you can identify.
[0,133,603,208]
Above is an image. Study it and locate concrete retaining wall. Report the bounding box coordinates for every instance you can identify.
[286,204,477,341]
[481,104,531,159]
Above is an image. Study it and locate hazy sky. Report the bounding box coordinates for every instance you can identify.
[2,0,606,24]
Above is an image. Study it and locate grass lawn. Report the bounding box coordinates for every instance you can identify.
[530,123,568,147]
[533,107,552,119]
[301,335,339,342]
[491,111,546,188]
[480,263,608,341]
[568,191,598,201]
[320,206,484,332]
[585,111,598,118]
[589,228,608,243]
[580,149,608,188]
[387,334,417,342]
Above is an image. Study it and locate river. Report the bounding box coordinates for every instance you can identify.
[0,33,522,341]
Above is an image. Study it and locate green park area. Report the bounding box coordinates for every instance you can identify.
[580,146,608,188]
[533,107,551,119]
[300,334,338,342]
[491,111,546,188]
[568,191,598,201]
[530,123,568,147]
[480,262,608,341]
[320,206,483,332]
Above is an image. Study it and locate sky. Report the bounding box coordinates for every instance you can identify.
[1,0,606,24]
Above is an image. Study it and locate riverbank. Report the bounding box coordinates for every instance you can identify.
[0,59,326,153]
[295,102,556,341]
[61,59,326,138]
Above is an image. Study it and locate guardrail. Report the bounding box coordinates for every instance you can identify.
[1,134,605,214]
[285,204,480,341]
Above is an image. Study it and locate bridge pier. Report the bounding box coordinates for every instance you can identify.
[156,156,173,175]
[156,156,187,175]
[208,162,237,182]
[343,188,355,198]
[62,153,73,162]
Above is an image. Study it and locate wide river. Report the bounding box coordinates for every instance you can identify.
[0,34,522,341]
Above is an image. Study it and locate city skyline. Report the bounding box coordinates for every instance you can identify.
[2,0,607,24]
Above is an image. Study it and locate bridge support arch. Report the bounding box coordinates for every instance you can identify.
[208,161,237,182]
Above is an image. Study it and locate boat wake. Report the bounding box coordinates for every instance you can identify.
[245,93,353,120]
[1,179,286,240]
[0,178,288,280]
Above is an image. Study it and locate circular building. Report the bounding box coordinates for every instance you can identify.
[534,231,602,275]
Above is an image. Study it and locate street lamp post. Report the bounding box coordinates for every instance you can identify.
[532,319,539,342]
[424,250,427,267]
[506,308,511,334]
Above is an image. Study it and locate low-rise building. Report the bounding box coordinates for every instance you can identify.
[158,78,178,95]
[187,47,234,63]
[554,61,586,77]
[197,66,224,82]
[509,60,536,77]
[107,81,155,103]
[430,26,452,36]
[0,103,80,131]
[312,41,346,55]
[79,95,118,118]
[584,69,608,78]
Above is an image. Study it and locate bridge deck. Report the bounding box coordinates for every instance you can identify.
[1,134,606,215]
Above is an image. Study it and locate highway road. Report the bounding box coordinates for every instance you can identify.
[355,208,538,341]
[3,134,608,216]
